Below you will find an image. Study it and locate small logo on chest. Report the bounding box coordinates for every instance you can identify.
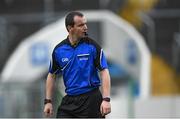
[62,58,69,62]
[77,54,90,61]
[79,57,88,61]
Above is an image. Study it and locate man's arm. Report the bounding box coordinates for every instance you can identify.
[100,69,111,97]
[99,69,111,116]
[44,73,56,117]
[46,73,56,99]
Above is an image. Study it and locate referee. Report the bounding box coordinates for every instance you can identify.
[44,11,111,118]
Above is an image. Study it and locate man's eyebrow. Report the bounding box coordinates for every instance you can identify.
[78,22,86,26]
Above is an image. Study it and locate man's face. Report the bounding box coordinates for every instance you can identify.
[69,15,88,39]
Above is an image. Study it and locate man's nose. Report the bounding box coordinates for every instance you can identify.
[84,24,88,30]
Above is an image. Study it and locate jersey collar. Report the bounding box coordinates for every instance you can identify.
[65,36,84,48]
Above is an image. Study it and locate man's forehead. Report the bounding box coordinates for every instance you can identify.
[74,16,87,23]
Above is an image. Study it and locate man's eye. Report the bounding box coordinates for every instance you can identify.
[77,23,86,27]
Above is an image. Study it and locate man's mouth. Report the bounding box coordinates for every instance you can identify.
[83,32,88,36]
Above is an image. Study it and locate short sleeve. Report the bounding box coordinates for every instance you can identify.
[48,50,61,75]
[92,42,108,71]
[94,49,108,71]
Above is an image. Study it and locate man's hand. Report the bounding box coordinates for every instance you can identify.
[44,73,55,117]
[44,103,53,117]
[100,100,111,116]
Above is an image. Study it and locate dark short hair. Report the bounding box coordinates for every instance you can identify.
[65,11,84,31]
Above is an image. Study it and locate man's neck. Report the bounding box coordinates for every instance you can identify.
[68,34,79,46]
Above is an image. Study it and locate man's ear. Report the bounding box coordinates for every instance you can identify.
[67,25,72,32]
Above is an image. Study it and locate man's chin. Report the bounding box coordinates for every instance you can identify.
[80,35,86,38]
[82,35,86,38]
